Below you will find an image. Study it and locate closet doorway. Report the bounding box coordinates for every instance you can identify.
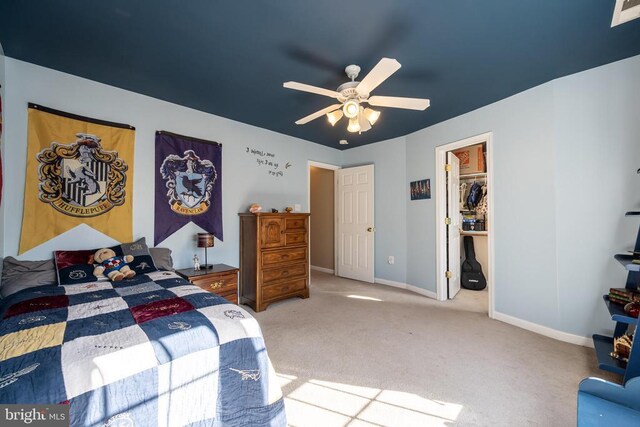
[307,161,340,275]
[435,132,495,317]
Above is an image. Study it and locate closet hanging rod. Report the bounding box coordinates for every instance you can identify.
[459,172,487,178]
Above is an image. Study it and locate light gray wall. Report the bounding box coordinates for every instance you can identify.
[342,55,639,338]
[1,58,341,269]
[2,52,638,339]
[342,137,407,283]
[553,56,640,336]
[310,166,334,270]
[407,79,561,328]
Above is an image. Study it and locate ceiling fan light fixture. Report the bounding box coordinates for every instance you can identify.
[343,99,360,119]
[326,109,343,126]
[363,108,381,125]
[347,117,361,133]
[358,108,372,133]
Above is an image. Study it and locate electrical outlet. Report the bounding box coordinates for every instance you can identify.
[294,204,301,212]
[388,256,395,265]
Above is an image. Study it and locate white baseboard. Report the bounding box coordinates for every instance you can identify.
[374,277,406,289]
[310,265,334,274]
[373,279,589,347]
[407,283,438,299]
[374,277,437,300]
[493,311,593,348]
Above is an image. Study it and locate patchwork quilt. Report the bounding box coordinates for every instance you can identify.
[0,271,286,427]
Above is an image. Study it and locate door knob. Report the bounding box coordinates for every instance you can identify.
[367,227,376,232]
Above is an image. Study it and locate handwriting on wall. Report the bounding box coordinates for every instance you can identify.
[246,147,292,177]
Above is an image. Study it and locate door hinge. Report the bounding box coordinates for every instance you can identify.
[445,164,452,172]
[445,271,452,279]
[445,217,451,225]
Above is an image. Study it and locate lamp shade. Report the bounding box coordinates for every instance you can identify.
[347,117,361,133]
[197,233,215,248]
[326,109,343,126]
[363,108,380,125]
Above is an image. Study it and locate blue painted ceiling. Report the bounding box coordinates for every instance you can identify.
[1,1,639,149]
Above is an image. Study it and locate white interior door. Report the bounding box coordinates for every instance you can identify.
[337,165,375,283]
[447,152,461,298]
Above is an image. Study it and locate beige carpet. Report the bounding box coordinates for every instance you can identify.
[251,271,615,426]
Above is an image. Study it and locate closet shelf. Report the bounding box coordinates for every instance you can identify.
[603,295,638,324]
[460,174,487,181]
[460,231,488,236]
[614,254,640,272]
[593,334,627,376]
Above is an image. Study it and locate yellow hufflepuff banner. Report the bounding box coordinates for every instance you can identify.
[19,104,135,254]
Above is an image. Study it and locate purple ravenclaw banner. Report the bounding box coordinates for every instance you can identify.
[154,131,222,246]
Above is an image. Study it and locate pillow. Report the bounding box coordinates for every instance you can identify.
[1,257,57,298]
[54,237,158,285]
[149,247,174,271]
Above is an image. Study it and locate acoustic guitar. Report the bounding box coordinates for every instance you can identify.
[461,236,487,290]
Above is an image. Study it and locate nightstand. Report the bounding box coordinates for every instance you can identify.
[176,264,239,304]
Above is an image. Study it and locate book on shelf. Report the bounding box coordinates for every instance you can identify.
[609,294,632,306]
[609,287,640,305]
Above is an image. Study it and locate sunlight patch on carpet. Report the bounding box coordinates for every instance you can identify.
[276,372,297,388]
[281,375,463,426]
[346,295,382,302]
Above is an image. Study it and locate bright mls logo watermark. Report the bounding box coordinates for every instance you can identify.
[1,405,69,426]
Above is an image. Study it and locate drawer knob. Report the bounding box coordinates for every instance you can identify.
[282,254,290,259]
[210,280,223,290]
[282,271,289,276]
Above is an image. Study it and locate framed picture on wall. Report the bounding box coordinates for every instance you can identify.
[612,0,640,27]
[410,179,431,200]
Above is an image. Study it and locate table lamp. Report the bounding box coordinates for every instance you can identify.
[197,233,214,269]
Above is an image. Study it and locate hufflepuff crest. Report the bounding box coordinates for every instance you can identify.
[37,133,127,217]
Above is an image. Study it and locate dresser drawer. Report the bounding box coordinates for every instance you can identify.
[262,247,307,267]
[191,273,237,294]
[285,232,307,246]
[285,217,307,231]
[262,278,307,301]
[262,263,307,284]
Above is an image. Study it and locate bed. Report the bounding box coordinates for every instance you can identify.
[0,269,286,426]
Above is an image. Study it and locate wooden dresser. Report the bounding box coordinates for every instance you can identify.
[176,264,239,304]
[238,212,310,312]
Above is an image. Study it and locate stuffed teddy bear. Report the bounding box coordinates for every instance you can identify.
[93,248,136,281]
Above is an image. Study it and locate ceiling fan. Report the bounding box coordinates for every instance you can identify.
[283,58,430,134]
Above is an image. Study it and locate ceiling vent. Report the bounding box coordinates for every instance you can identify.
[612,0,640,27]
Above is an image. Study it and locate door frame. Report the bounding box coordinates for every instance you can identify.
[435,132,495,318]
[307,160,341,275]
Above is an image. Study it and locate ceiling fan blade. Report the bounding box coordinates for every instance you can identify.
[283,81,340,98]
[368,96,430,110]
[356,58,401,96]
[295,104,342,125]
